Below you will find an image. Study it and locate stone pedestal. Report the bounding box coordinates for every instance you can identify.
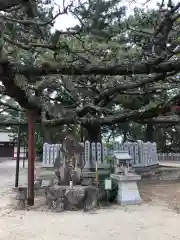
[111,173,142,205]
[45,185,98,212]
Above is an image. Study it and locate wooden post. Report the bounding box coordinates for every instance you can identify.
[27,110,36,206]
[95,161,99,187]
[15,122,21,187]
[80,124,83,142]
[23,144,26,168]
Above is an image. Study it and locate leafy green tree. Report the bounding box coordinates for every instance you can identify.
[0,0,180,145]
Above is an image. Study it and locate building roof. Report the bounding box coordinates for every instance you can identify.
[113,151,132,160]
[0,132,14,142]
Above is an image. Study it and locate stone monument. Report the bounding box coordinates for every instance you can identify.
[46,134,98,212]
[111,151,142,205]
[54,134,84,186]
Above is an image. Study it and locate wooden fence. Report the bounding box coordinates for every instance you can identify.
[43,140,159,168]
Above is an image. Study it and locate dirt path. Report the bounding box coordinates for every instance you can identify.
[0,160,180,240]
[1,203,180,240]
[0,160,27,216]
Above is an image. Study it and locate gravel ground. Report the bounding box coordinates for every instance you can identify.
[0,160,180,240]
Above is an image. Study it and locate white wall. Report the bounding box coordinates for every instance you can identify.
[0,132,13,142]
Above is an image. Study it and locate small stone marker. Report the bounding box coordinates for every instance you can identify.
[15,187,27,210]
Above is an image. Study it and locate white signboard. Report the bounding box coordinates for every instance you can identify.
[105,179,112,190]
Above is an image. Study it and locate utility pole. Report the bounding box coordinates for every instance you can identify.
[15,112,22,188]
[27,110,36,206]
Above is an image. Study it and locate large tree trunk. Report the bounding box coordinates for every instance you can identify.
[122,129,128,143]
[145,121,154,142]
[143,89,155,142]
[84,124,101,142]
[41,124,54,144]
[80,124,84,142]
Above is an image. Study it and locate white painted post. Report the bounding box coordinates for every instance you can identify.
[128,142,134,163]
[46,144,50,165]
[91,142,96,167]
[137,140,144,167]
[133,142,139,165]
[113,142,120,151]
[152,142,158,165]
[97,142,102,165]
[102,143,108,163]
[49,145,54,165]
[43,143,47,165]
[144,142,149,167]
[146,142,152,166]
[84,140,91,169]
[123,141,129,153]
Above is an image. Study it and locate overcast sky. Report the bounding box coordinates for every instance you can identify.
[53,0,172,31]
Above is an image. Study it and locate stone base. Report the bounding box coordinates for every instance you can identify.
[14,187,27,210]
[16,200,26,210]
[45,185,98,212]
[111,173,142,206]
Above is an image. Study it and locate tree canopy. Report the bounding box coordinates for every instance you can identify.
[0,0,180,142]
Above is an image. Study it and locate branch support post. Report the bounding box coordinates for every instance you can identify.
[27,110,36,206]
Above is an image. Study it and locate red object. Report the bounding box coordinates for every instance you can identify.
[171,105,180,112]
[27,110,36,206]
[12,148,14,160]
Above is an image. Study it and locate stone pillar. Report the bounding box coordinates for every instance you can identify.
[15,187,27,210]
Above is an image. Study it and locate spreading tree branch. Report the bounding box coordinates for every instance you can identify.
[14,58,180,77]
